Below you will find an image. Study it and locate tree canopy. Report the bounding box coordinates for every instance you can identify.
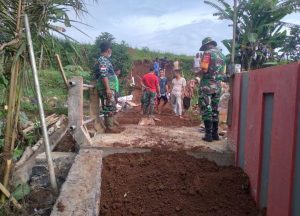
[205,0,300,70]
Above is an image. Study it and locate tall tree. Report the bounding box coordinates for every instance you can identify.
[280,27,300,61]
[204,0,300,70]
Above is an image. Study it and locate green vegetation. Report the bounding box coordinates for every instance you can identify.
[130,46,193,61]
[205,0,300,70]
[130,46,194,77]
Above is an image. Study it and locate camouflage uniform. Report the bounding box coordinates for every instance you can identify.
[95,55,118,128]
[142,91,156,116]
[199,46,225,122]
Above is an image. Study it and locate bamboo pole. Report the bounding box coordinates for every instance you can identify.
[0,182,22,209]
[38,45,44,71]
[24,14,57,191]
[1,56,20,204]
[1,0,23,202]
[55,54,69,88]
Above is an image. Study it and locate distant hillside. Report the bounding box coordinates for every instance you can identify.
[128,47,193,62]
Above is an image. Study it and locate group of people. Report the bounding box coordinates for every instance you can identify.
[141,67,196,120]
[95,36,226,142]
[140,37,226,142]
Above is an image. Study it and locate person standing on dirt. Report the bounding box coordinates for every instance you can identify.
[183,77,200,112]
[170,70,186,119]
[160,56,168,70]
[142,67,160,118]
[173,58,180,70]
[194,53,201,73]
[154,58,160,76]
[157,69,169,114]
[95,41,121,133]
[198,37,226,142]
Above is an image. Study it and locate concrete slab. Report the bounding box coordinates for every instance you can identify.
[92,125,229,153]
[82,146,151,157]
[51,149,103,216]
[187,151,235,166]
[36,152,76,164]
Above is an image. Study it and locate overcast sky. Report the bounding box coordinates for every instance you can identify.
[66,0,300,55]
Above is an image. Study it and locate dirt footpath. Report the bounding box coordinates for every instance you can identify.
[100,151,259,216]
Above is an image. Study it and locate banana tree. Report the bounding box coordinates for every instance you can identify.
[204,0,300,70]
[0,0,98,202]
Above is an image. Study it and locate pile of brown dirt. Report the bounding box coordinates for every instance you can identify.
[117,105,200,127]
[100,151,259,216]
[118,61,200,127]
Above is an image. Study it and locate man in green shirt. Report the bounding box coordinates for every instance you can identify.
[95,42,120,133]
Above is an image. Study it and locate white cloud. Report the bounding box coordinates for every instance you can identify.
[65,0,234,54]
[118,8,220,35]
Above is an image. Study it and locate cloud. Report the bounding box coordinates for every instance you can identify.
[65,0,253,55]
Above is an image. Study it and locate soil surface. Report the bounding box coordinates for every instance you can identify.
[53,131,76,152]
[117,105,200,127]
[25,189,57,215]
[116,62,201,127]
[100,151,259,216]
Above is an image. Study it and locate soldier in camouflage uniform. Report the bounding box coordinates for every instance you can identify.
[94,42,120,133]
[198,37,226,142]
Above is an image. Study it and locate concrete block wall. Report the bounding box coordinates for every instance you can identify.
[228,62,300,216]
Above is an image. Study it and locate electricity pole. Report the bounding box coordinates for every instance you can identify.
[227,0,238,126]
[231,0,237,64]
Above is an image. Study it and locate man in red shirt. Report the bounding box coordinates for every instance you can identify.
[141,67,160,117]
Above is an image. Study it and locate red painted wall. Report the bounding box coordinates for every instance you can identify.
[227,73,242,162]
[229,62,300,216]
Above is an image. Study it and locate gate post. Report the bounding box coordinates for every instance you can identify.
[68,76,92,147]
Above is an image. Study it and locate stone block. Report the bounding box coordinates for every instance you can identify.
[51,149,103,216]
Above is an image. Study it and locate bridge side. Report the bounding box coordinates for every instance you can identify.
[228,62,300,216]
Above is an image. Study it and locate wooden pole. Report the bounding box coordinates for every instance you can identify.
[38,45,44,71]
[231,0,237,64]
[0,182,22,209]
[55,54,69,88]
[227,0,238,126]
[1,0,23,202]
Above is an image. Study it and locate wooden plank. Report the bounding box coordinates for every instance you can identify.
[55,54,69,88]
[68,77,84,130]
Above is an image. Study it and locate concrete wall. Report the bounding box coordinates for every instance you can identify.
[228,62,300,216]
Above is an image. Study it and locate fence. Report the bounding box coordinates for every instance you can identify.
[228,62,300,216]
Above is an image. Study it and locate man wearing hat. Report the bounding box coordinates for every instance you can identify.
[198,37,226,142]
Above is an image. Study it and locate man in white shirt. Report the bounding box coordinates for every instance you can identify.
[170,70,186,119]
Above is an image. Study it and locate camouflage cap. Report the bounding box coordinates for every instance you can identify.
[200,37,217,51]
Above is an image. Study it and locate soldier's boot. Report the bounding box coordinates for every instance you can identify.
[212,121,220,141]
[202,120,213,142]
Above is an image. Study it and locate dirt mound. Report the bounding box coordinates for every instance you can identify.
[100,151,259,216]
[117,105,200,127]
[119,61,200,127]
